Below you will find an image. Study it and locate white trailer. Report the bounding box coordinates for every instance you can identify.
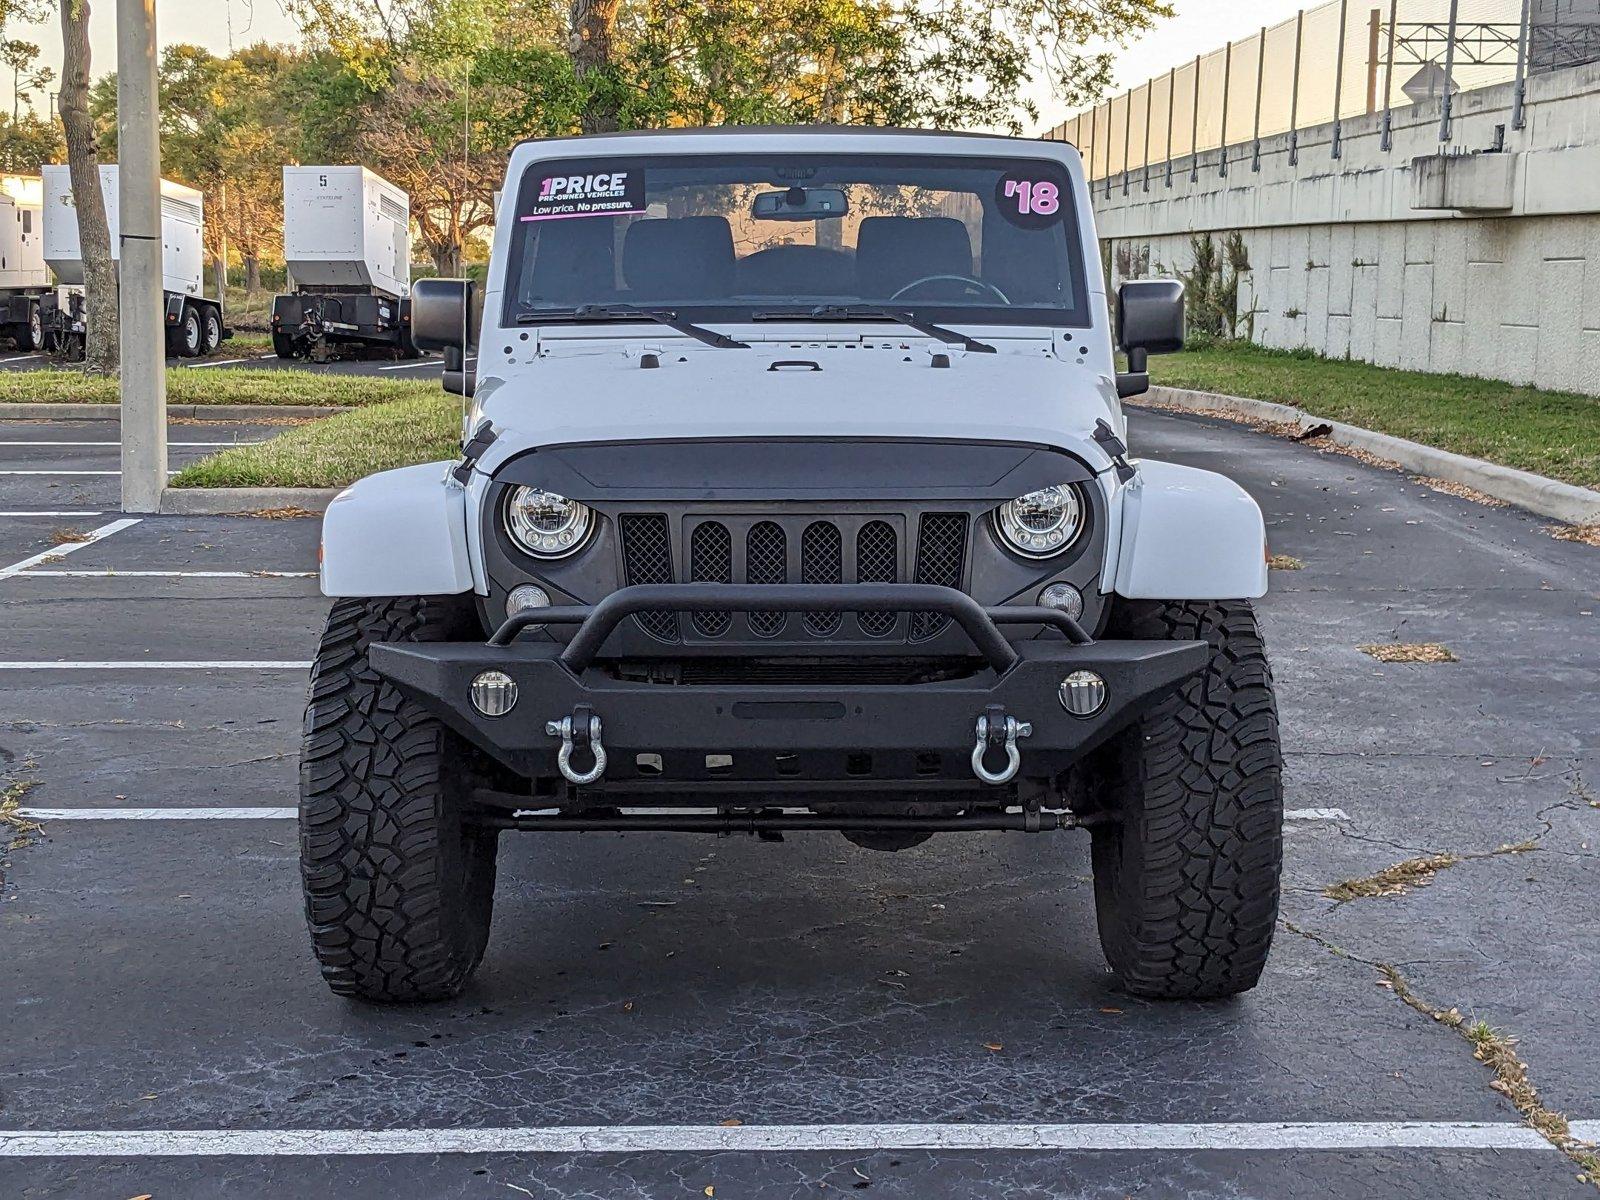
[0,174,52,350]
[273,165,418,359]
[41,164,226,359]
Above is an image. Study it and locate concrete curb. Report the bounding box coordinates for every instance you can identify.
[0,403,351,421]
[158,487,340,516]
[1144,386,1600,526]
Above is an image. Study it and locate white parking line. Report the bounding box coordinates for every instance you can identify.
[0,659,311,669]
[0,353,43,363]
[0,517,140,580]
[0,470,180,476]
[186,358,249,368]
[14,569,316,578]
[22,807,297,820]
[0,510,103,516]
[0,441,261,447]
[377,360,444,370]
[0,1120,1569,1158]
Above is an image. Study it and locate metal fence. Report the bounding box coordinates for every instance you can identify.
[1048,0,1600,185]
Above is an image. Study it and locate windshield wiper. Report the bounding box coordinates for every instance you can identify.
[752,304,995,353]
[518,303,749,349]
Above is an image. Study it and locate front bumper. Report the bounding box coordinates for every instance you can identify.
[368,584,1207,796]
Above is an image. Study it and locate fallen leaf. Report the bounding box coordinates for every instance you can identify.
[704,1187,714,1197]
[622,1000,634,1012]
[983,1042,1003,1052]
[1099,1007,1123,1015]
[719,1118,742,1127]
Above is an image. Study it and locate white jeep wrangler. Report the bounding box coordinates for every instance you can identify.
[303,127,1281,1004]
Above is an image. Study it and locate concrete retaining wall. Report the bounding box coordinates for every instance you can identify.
[1093,63,1600,396]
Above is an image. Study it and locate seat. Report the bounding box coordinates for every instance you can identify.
[621,216,737,301]
[855,217,974,299]
[737,244,857,296]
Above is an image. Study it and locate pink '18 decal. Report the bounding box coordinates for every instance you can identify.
[1004,179,1060,216]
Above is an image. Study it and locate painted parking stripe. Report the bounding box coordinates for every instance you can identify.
[19,805,1352,823]
[0,510,104,516]
[186,358,249,368]
[0,1121,1568,1158]
[0,660,310,669]
[378,360,444,370]
[0,440,261,447]
[0,353,43,363]
[22,807,297,820]
[0,517,140,580]
[13,569,316,578]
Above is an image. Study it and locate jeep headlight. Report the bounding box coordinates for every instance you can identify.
[994,484,1084,558]
[504,486,593,558]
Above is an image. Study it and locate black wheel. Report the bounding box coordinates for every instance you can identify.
[200,306,223,355]
[169,304,203,358]
[24,304,43,352]
[271,330,298,359]
[398,323,422,360]
[1084,598,1282,1000]
[300,595,499,1003]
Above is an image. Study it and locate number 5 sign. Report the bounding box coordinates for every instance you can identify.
[995,170,1067,230]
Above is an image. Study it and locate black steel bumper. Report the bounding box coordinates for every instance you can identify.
[367,584,1207,793]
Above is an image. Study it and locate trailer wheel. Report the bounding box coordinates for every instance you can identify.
[200,306,223,356]
[1084,598,1282,1001]
[271,331,299,359]
[24,304,43,352]
[300,595,499,1003]
[168,304,203,358]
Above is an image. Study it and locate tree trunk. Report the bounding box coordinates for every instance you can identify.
[431,241,462,277]
[244,254,261,294]
[58,0,118,375]
[212,253,226,306]
[569,0,622,134]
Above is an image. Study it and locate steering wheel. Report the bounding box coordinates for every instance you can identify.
[889,274,1011,304]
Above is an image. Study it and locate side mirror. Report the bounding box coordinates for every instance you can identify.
[411,278,479,353]
[1116,279,1185,399]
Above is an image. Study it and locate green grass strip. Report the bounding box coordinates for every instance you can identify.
[171,395,462,489]
[1155,344,1600,490]
[0,367,436,408]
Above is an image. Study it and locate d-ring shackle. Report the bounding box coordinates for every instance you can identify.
[545,713,608,785]
[971,713,1032,786]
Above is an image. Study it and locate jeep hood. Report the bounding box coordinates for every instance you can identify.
[470,342,1121,477]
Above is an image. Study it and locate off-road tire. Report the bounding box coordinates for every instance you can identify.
[271,330,299,359]
[300,595,499,1003]
[1086,598,1282,1000]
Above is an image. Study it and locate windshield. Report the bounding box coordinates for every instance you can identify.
[502,152,1089,329]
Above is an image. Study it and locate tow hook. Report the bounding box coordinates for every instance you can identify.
[970,705,1032,786]
[546,705,607,785]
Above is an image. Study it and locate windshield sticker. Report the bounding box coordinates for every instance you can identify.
[522,169,646,221]
[995,170,1066,230]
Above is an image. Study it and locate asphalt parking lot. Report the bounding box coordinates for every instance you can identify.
[1,406,1596,1198]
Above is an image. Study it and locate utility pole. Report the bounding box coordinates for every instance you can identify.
[117,0,166,513]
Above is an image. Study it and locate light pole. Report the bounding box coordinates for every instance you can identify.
[117,0,166,513]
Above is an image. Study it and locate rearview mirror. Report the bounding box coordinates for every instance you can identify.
[752,187,849,221]
[1116,279,1185,398]
[411,278,479,353]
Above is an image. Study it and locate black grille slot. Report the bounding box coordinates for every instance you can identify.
[855,520,898,636]
[910,513,968,641]
[688,522,732,637]
[746,521,788,636]
[801,521,843,636]
[619,513,677,642]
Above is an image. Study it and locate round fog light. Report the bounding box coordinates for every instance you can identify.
[1058,670,1107,717]
[506,583,551,627]
[470,670,519,717]
[1038,582,1084,622]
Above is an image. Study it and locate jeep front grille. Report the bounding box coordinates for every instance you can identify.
[615,511,969,645]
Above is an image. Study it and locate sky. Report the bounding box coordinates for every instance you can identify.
[7,0,1313,131]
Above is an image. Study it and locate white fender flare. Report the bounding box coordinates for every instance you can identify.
[319,461,475,597]
[1110,460,1268,600]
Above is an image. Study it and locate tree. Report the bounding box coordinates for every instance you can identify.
[0,110,61,171]
[57,0,117,374]
[0,38,51,123]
